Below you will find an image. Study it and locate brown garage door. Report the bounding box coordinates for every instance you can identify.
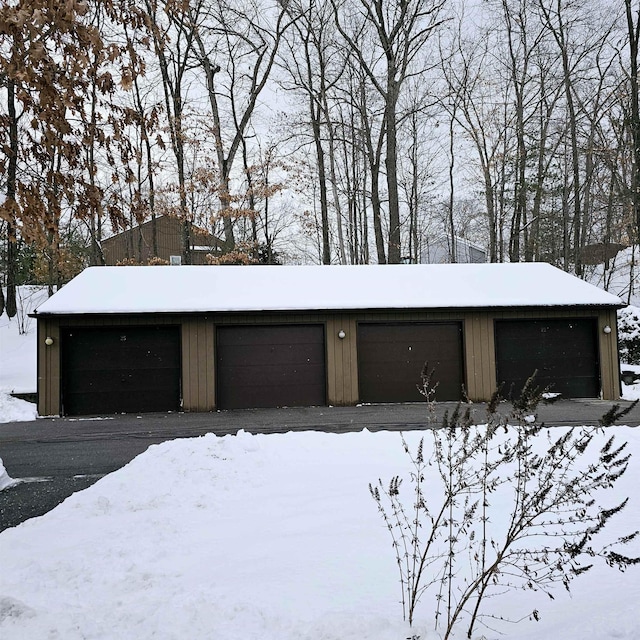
[61,326,181,416]
[358,322,464,403]
[495,318,599,398]
[216,325,326,409]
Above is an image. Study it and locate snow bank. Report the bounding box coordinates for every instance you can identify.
[0,457,15,491]
[0,286,45,421]
[0,391,37,424]
[0,428,638,640]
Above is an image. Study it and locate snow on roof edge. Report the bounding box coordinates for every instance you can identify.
[32,300,624,316]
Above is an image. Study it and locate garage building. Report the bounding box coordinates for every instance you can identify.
[33,263,623,416]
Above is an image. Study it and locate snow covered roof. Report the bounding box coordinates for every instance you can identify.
[33,263,623,316]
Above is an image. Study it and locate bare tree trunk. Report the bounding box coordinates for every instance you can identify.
[326,117,347,264]
[130,53,159,259]
[538,0,584,274]
[502,0,529,263]
[527,73,564,262]
[626,0,640,244]
[448,104,457,263]
[312,110,331,264]
[196,50,236,250]
[357,78,387,263]
[385,86,402,263]
[193,1,292,253]
[5,77,18,316]
[405,111,421,263]
[146,0,193,264]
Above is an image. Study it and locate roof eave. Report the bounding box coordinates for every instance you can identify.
[31,301,625,318]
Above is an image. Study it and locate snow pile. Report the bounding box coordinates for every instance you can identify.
[617,304,640,399]
[0,393,37,424]
[621,371,640,401]
[0,457,15,491]
[0,428,638,640]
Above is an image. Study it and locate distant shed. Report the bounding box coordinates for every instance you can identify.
[32,264,624,416]
[420,235,487,264]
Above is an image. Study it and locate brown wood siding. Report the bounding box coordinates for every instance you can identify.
[598,308,620,399]
[102,216,219,265]
[464,313,495,401]
[181,317,215,411]
[326,315,359,405]
[37,319,61,416]
[36,305,621,416]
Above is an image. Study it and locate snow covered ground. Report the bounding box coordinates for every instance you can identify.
[1,286,640,639]
[0,427,639,640]
[0,288,41,425]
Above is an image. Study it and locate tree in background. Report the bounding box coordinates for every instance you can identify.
[0,0,148,300]
[332,0,446,263]
[189,0,295,252]
[3,0,640,285]
[626,0,640,249]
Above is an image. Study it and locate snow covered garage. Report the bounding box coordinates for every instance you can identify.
[32,263,623,416]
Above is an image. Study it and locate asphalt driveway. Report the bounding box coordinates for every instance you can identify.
[2,399,640,532]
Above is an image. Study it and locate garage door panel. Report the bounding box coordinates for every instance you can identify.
[64,388,176,415]
[66,358,178,377]
[221,362,325,381]
[62,326,181,415]
[66,367,179,393]
[217,343,322,367]
[358,323,463,403]
[219,327,321,347]
[220,373,325,390]
[216,325,326,409]
[495,319,599,398]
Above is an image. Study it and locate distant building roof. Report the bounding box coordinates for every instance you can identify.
[33,263,623,316]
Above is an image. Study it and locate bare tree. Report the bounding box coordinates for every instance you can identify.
[536,0,596,274]
[625,0,640,244]
[332,0,446,263]
[499,0,543,262]
[188,0,295,252]
[441,26,511,262]
[143,0,197,264]
[279,0,347,264]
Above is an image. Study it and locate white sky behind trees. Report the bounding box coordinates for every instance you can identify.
[1,0,638,283]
